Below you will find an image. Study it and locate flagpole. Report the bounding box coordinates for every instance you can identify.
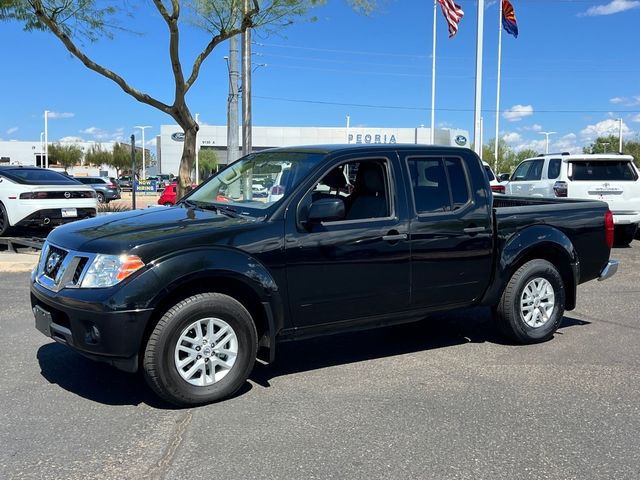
[430,0,437,145]
[473,0,485,157]
[494,1,503,172]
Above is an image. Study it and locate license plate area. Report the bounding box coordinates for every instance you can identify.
[33,304,53,336]
[61,208,77,218]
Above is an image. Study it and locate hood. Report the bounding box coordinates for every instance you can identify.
[46,205,257,255]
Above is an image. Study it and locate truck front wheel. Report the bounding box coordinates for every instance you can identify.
[496,259,565,344]
[143,293,258,406]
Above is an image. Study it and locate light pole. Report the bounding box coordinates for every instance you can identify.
[39,132,44,167]
[539,131,556,154]
[134,125,152,179]
[44,110,49,168]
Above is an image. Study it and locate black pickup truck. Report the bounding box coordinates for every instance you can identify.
[31,145,618,406]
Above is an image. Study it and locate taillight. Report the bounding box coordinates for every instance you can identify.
[270,185,285,195]
[490,184,505,194]
[553,181,568,197]
[20,192,48,199]
[106,183,117,189]
[604,210,614,249]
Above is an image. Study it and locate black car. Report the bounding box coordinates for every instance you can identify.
[73,176,121,203]
[32,145,618,406]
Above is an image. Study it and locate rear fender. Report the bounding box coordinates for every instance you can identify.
[481,225,579,310]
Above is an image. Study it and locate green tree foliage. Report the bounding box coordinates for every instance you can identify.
[198,148,218,181]
[84,144,113,168]
[482,138,532,175]
[1,0,376,197]
[583,134,640,167]
[48,143,83,171]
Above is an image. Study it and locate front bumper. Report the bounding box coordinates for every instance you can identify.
[31,279,154,373]
[598,260,619,282]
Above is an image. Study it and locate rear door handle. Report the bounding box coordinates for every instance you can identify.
[463,226,487,234]
[382,233,408,241]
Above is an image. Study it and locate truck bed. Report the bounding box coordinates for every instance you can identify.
[492,195,610,285]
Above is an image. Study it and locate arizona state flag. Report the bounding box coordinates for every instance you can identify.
[502,0,519,38]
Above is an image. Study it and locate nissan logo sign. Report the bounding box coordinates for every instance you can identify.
[455,135,467,146]
[171,132,185,142]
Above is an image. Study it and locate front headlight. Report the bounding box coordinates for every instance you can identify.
[80,254,145,288]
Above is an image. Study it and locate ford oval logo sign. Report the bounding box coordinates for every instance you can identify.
[171,132,185,142]
[455,135,467,146]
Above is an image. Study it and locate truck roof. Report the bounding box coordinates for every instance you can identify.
[257,144,471,155]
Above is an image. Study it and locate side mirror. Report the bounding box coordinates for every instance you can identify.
[307,198,345,223]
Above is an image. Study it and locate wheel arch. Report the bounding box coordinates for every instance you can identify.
[141,248,284,365]
[481,226,579,310]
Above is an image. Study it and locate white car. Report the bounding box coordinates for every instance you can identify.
[0,166,97,236]
[506,153,640,245]
[483,161,505,194]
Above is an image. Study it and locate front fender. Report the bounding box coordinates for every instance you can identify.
[151,246,279,298]
[148,247,285,354]
[481,225,579,308]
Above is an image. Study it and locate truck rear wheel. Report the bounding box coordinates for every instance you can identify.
[496,259,565,344]
[143,293,258,406]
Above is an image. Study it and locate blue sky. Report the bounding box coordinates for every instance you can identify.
[1,0,640,155]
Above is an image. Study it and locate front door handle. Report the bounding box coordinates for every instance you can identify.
[382,233,408,242]
[463,226,487,234]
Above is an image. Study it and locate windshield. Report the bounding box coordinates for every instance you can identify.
[568,160,638,181]
[187,151,325,212]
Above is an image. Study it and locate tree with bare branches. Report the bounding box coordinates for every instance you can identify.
[1,0,376,198]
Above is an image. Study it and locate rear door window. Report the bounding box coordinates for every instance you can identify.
[547,159,561,179]
[407,156,470,214]
[568,161,638,181]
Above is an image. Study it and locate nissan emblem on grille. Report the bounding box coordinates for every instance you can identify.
[64,191,71,199]
[45,252,62,276]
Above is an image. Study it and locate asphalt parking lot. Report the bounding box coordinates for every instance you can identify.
[1,246,638,480]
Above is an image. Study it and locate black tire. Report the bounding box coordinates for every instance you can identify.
[614,224,637,246]
[496,259,565,344]
[0,202,11,237]
[96,192,106,204]
[143,293,257,406]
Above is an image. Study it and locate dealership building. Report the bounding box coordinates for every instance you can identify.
[157,125,470,176]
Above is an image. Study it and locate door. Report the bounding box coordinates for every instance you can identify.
[508,159,544,196]
[284,154,411,328]
[404,153,493,308]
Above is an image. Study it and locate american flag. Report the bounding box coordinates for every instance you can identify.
[437,0,464,38]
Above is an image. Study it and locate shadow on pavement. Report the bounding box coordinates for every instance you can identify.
[250,308,591,388]
[36,308,589,405]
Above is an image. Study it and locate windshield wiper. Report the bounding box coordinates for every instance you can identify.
[180,199,246,218]
[214,204,244,218]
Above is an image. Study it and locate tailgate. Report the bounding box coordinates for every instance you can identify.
[567,159,640,216]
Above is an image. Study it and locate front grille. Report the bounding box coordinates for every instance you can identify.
[36,243,97,292]
[44,245,68,280]
[72,257,89,284]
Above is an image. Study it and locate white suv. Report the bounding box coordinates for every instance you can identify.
[506,153,640,244]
